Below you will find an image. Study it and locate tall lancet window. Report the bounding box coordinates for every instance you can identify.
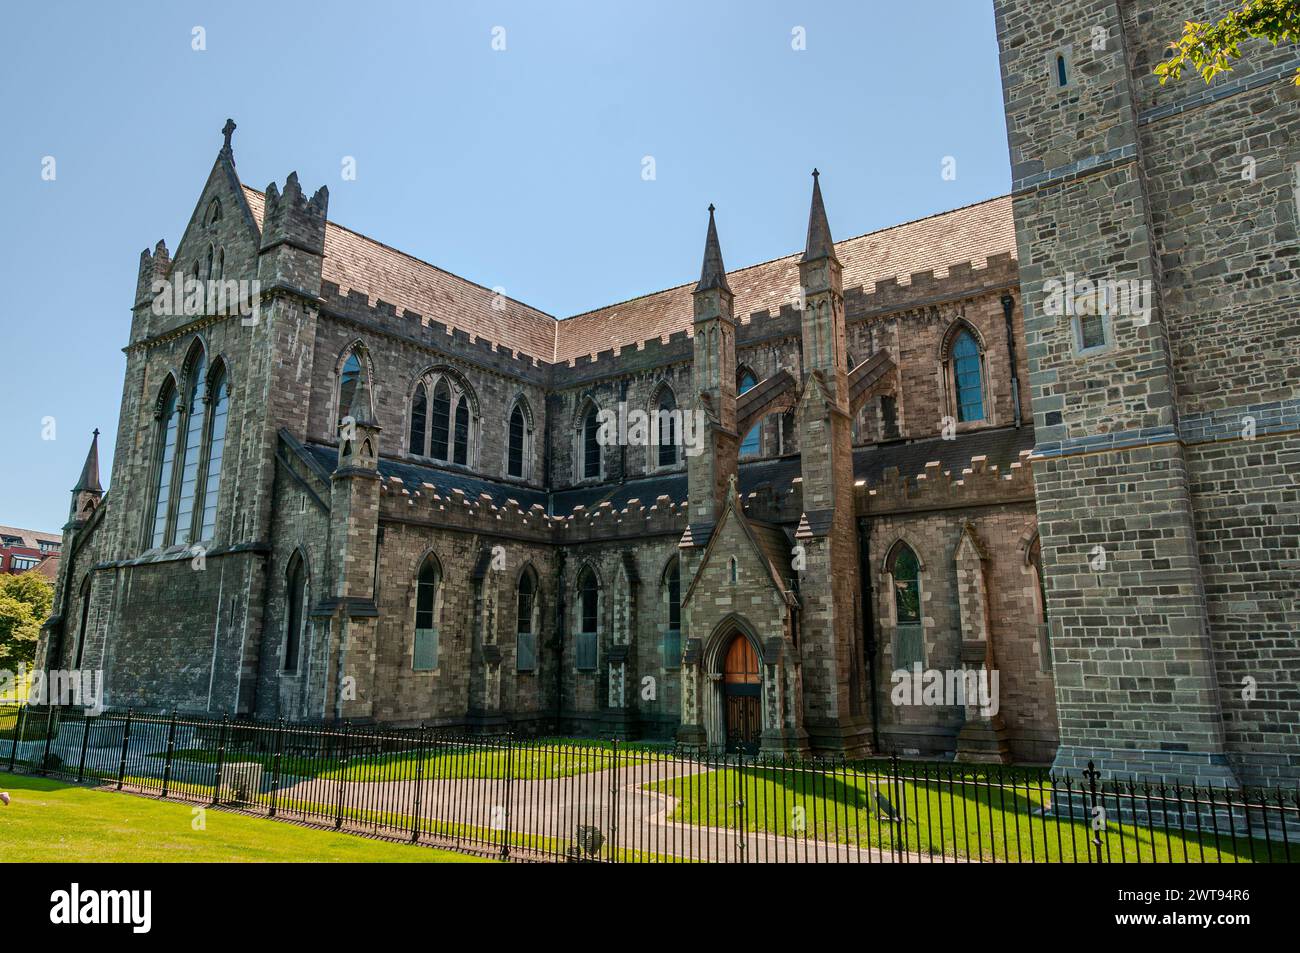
[656,387,678,468]
[409,382,428,455]
[508,403,526,478]
[199,365,229,541]
[150,382,180,548]
[738,369,760,457]
[430,379,451,459]
[173,351,208,544]
[453,396,469,465]
[951,329,985,422]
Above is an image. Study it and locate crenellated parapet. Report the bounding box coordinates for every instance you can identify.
[844,252,1019,320]
[556,495,688,544]
[319,282,550,385]
[858,449,1035,515]
[379,477,554,541]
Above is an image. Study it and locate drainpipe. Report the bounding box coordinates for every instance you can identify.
[542,395,555,516]
[1001,294,1023,429]
[856,516,881,753]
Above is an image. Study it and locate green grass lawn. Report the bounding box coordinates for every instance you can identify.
[0,772,485,862]
[647,766,1298,863]
[153,740,669,782]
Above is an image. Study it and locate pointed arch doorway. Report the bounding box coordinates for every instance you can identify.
[722,634,762,754]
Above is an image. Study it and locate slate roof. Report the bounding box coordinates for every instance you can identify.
[302,444,548,511]
[851,425,1036,487]
[241,185,1015,366]
[300,425,1035,525]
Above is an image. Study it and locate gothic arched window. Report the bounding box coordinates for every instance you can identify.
[663,558,681,669]
[198,364,229,541]
[582,405,601,479]
[1056,53,1068,87]
[738,369,760,457]
[453,396,469,466]
[149,381,180,548]
[283,553,307,673]
[516,568,538,672]
[889,542,924,670]
[414,554,442,671]
[508,403,527,478]
[951,329,985,422]
[576,567,599,670]
[409,382,428,455]
[430,379,451,459]
[173,350,208,545]
[74,575,92,670]
[655,387,678,468]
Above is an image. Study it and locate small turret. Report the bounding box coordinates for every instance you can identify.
[338,366,380,472]
[258,171,329,293]
[68,429,103,527]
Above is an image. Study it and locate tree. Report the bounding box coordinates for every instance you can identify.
[0,571,54,669]
[1156,0,1300,87]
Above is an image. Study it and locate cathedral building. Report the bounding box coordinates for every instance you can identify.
[38,0,1299,786]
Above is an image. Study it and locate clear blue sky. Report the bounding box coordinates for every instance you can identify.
[0,0,1009,534]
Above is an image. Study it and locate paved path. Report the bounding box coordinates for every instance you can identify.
[276,759,944,863]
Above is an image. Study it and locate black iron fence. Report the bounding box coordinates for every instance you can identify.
[3,704,1297,863]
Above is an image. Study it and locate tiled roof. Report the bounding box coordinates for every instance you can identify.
[0,525,62,549]
[553,195,1016,363]
[242,187,1014,367]
[243,187,558,362]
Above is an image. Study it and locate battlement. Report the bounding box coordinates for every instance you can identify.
[319,281,550,384]
[378,474,689,544]
[846,251,1018,320]
[556,495,688,543]
[858,449,1035,514]
[261,172,329,255]
[379,476,554,541]
[133,239,172,311]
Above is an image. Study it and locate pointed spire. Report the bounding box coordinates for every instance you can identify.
[694,204,732,294]
[74,429,102,493]
[801,169,838,264]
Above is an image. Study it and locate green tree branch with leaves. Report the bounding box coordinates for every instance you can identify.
[1156,0,1300,87]
[0,572,54,669]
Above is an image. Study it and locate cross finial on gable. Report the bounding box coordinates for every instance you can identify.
[221,118,237,154]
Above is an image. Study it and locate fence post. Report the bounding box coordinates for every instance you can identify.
[500,730,514,861]
[890,750,903,862]
[1084,760,1103,863]
[410,724,426,842]
[269,718,285,818]
[211,713,228,805]
[39,707,56,775]
[161,710,178,798]
[736,752,747,864]
[7,705,23,771]
[76,712,92,783]
[116,709,133,790]
[335,722,351,829]
[606,737,619,863]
